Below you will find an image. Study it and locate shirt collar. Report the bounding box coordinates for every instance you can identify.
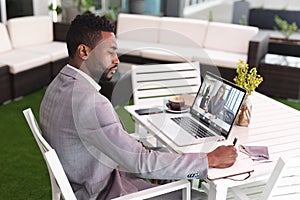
[67,64,101,92]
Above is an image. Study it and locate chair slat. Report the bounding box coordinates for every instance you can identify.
[135,71,199,82]
[136,86,199,99]
[135,78,200,90]
[132,62,199,73]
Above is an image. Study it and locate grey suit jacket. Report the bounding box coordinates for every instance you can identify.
[40,66,208,199]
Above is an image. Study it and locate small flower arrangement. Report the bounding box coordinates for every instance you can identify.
[233,60,263,96]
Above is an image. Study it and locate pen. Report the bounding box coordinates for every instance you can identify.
[233,137,238,146]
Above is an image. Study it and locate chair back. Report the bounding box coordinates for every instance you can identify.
[23,108,76,200]
[229,157,285,200]
[260,157,285,199]
[131,61,201,106]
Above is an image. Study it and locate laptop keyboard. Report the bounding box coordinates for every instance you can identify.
[171,117,214,138]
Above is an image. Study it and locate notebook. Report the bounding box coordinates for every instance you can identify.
[148,72,246,146]
[207,157,254,181]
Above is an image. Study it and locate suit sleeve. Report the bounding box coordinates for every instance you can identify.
[73,90,208,180]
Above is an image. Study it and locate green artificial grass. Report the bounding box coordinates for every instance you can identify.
[0,88,299,199]
[0,88,135,200]
[0,88,51,199]
[273,97,300,111]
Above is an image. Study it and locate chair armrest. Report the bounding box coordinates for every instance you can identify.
[112,180,191,200]
[247,30,270,69]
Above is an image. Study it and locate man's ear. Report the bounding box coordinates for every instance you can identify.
[77,44,91,61]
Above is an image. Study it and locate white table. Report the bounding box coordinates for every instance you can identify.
[125,92,300,199]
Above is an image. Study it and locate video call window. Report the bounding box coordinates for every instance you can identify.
[192,76,244,131]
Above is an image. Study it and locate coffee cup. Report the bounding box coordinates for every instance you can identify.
[167,96,185,111]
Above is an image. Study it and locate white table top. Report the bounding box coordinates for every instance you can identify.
[125,92,300,199]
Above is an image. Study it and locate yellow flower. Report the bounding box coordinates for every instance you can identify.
[233,60,263,96]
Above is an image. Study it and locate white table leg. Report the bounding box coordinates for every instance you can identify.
[208,181,228,200]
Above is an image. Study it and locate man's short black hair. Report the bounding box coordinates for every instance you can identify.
[66,14,115,58]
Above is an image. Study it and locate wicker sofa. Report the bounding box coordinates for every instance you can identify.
[0,16,68,102]
[116,13,269,81]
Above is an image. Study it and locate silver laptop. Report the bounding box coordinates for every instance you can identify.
[148,72,246,146]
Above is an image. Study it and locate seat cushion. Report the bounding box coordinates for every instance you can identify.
[117,13,160,43]
[204,22,258,54]
[23,42,68,61]
[0,49,51,74]
[140,44,202,62]
[117,39,162,56]
[192,48,247,69]
[0,23,13,53]
[159,17,208,48]
[7,16,53,48]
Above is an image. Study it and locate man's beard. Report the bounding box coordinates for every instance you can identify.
[99,65,117,82]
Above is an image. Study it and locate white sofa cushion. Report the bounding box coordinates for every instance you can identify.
[0,63,7,68]
[117,39,162,56]
[23,42,68,61]
[159,17,208,47]
[0,49,51,74]
[204,22,258,54]
[117,13,160,43]
[140,44,203,62]
[0,23,13,53]
[192,48,247,69]
[7,16,53,49]
[141,49,189,62]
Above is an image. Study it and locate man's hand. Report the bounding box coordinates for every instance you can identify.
[207,145,237,168]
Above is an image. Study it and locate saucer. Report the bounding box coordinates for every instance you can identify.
[165,105,190,113]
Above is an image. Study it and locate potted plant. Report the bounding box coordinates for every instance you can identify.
[100,6,123,22]
[76,0,95,14]
[208,10,213,22]
[268,15,300,57]
[48,3,62,22]
[233,59,263,127]
[274,15,298,40]
[64,0,95,23]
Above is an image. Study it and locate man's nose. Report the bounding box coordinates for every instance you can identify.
[114,55,120,64]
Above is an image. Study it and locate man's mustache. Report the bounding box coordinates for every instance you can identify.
[111,64,118,70]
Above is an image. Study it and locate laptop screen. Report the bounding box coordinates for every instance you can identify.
[190,72,246,138]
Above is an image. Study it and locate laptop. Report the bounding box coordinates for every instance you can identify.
[148,72,246,146]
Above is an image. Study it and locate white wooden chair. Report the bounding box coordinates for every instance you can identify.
[23,108,192,200]
[23,108,76,200]
[228,157,285,200]
[131,61,201,146]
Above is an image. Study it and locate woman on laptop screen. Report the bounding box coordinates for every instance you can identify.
[205,84,226,120]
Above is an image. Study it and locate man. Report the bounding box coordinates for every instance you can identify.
[40,14,237,200]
